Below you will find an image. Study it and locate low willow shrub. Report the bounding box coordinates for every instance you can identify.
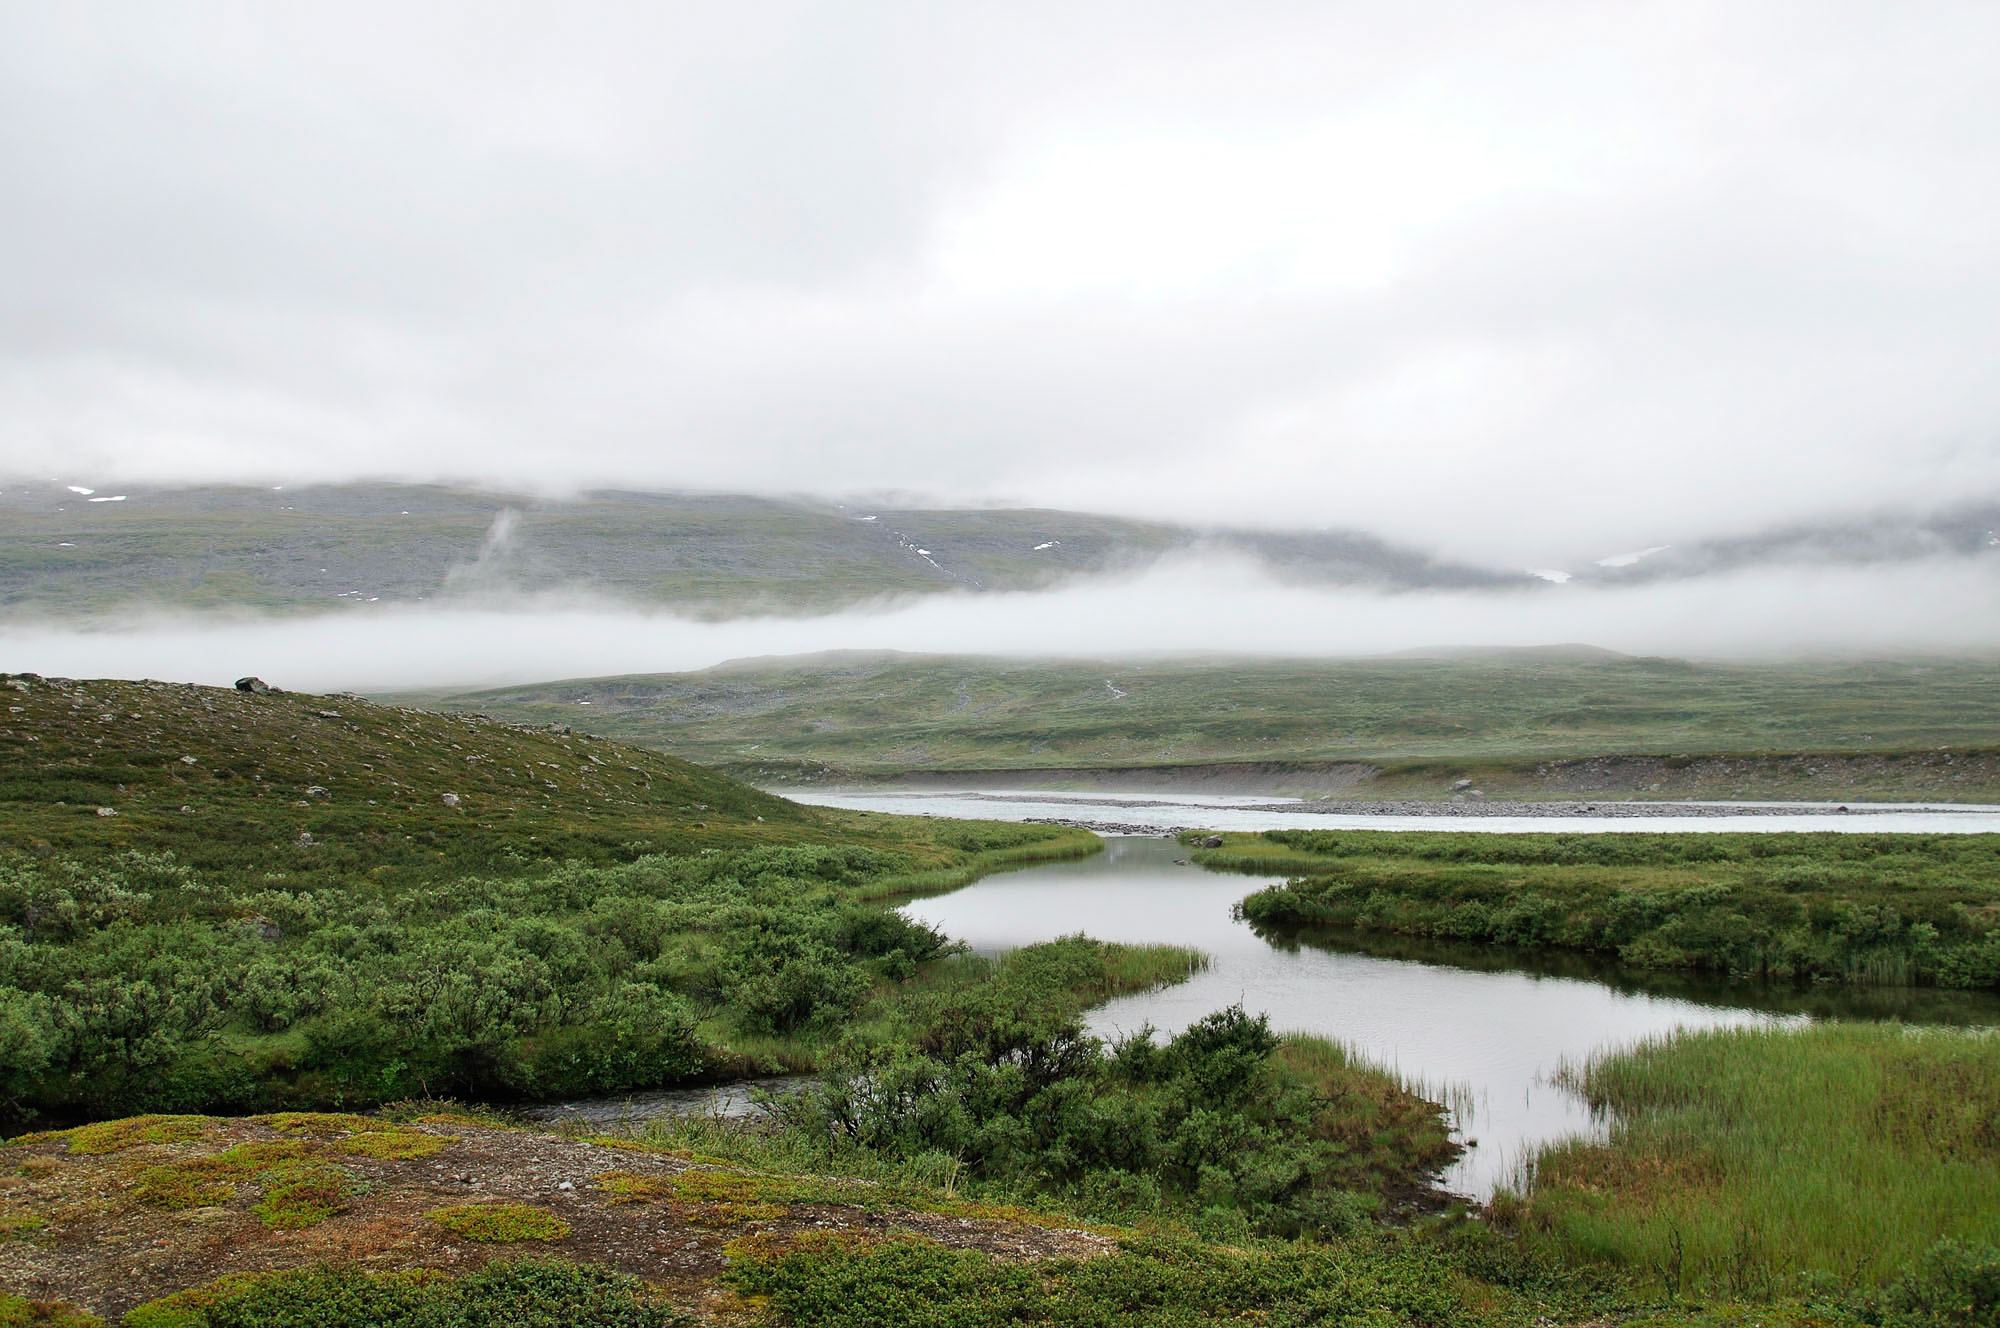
[125,1259,687,1328]
[1227,830,2000,989]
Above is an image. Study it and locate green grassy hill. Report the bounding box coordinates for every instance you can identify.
[0,671,813,872]
[408,651,2000,801]
[0,672,1103,1128]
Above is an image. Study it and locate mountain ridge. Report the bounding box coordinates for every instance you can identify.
[8,479,1993,620]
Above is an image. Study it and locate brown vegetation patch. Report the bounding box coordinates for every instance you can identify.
[0,1114,1112,1321]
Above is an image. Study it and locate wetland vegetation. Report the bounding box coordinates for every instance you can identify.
[1496,1022,2000,1302]
[3,673,1998,1325]
[1219,829,2000,990]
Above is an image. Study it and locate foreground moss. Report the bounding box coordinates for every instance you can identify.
[425,1202,571,1243]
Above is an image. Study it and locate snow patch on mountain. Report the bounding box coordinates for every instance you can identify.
[1595,545,1671,568]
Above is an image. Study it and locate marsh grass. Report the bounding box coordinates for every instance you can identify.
[1500,1022,2000,1295]
[1218,829,2000,991]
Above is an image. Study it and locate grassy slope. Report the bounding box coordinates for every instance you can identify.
[0,672,814,870]
[0,672,1114,1120]
[0,670,1113,878]
[414,651,2000,801]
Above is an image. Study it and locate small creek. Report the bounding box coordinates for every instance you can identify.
[538,791,2000,1200]
[895,836,2000,1198]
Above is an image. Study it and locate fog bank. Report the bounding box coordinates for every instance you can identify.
[3,556,1992,693]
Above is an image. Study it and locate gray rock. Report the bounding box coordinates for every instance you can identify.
[95,806,117,817]
[441,792,461,807]
[235,676,270,694]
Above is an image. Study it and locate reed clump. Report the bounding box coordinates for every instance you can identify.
[1498,1022,2000,1296]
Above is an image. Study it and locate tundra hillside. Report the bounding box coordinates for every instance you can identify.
[421,651,2000,803]
[4,675,1999,1326]
[0,672,1116,1125]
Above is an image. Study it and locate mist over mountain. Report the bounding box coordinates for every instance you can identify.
[5,478,1994,622]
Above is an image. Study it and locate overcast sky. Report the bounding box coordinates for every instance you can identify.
[5,1,1999,564]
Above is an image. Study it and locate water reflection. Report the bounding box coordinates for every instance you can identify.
[898,836,2000,1199]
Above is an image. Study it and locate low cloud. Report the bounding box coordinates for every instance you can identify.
[4,3,2000,562]
[4,555,1993,693]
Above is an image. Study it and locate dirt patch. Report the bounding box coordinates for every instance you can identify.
[0,1115,1111,1321]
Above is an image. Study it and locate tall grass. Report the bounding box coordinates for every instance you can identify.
[1498,1022,2000,1296]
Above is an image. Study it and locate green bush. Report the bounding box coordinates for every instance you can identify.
[130,1259,688,1328]
[1873,1239,2000,1328]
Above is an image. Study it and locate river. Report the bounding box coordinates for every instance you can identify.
[533,790,2000,1200]
[788,787,2000,835]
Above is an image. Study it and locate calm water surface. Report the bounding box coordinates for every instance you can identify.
[789,787,2000,835]
[899,835,2000,1199]
[545,790,2000,1199]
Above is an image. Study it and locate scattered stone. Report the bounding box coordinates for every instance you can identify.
[304,785,329,798]
[441,792,461,807]
[1452,778,1474,790]
[314,709,342,719]
[179,755,197,765]
[95,806,117,817]
[296,831,316,847]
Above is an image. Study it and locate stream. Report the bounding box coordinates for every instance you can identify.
[534,792,2000,1199]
